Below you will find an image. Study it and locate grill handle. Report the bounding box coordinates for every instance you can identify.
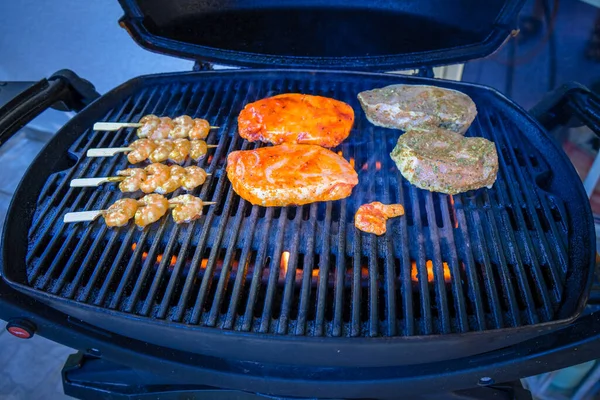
[0,69,100,147]
[530,82,600,136]
[530,82,600,196]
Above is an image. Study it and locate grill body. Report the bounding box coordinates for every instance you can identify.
[0,70,595,368]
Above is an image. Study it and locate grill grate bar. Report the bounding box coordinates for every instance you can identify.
[424,192,451,333]
[474,114,540,324]
[73,227,116,301]
[439,196,469,332]
[467,208,504,328]
[206,189,248,327]
[395,172,415,336]
[491,116,566,305]
[241,207,273,331]
[188,147,242,323]
[295,203,318,335]
[482,111,554,321]
[481,191,522,326]
[223,205,260,329]
[277,208,303,334]
[410,185,433,334]
[453,195,487,330]
[314,202,332,336]
[258,208,288,332]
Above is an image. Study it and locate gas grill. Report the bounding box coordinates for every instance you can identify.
[1,1,600,399]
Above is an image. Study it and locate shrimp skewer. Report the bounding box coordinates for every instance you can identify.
[70,164,210,194]
[63,195,216,227]
[86,138,218,164]
[93,114,219,140]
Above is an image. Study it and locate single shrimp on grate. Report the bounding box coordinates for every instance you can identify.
[139,163,170,194]
[116,168,147,192]
[169,194,205,223]
[134,194,170,227]
[127,138,157,164]
[168,138,191,164]
[149,139,175,163]
[103,198,139,227]
[155,165,186,194]
[181,166,208,191]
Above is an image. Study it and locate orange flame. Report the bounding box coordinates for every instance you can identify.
[349,157,355,168]
[411,260,451,283]
[201,258,209,269]
[207,155,214,164]
[280,251,290,274]
[375,161,382,170]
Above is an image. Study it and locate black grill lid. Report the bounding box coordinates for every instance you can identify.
[118,0,525,71]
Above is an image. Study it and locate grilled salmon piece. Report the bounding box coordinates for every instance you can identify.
[226,144,358,207]
[237,94,354,148]
[358,85,477,134]
[391,129,498,195]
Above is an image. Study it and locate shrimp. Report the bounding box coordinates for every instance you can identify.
[148,139,175,163]
[140,163,170,193]
[137,115,160,138]
[147,117,175,140]
[190,140,209,161]
[116,168,147,192]
[127,139,157,164]
[134,194,169,228]
[189,118,210,140]
[155,165,186,194]
[171,115,194,138]
[181,166,208,191]
[168,138,191,164]
[170,194,204,224]
[103,198,139,227]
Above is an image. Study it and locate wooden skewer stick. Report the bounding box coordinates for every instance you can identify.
[86,144,219,158]
[70,173,212,188]
[64,200,218,223]
[93,122,220,131]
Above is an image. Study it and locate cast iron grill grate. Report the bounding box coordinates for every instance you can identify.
[24,74,571,337]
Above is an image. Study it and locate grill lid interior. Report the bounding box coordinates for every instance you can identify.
[118,0,525,70]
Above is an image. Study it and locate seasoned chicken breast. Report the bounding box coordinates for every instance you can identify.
[390,129,498,195]
[237,94,354,148]
[358,85,477,134]
[226,144,358,207]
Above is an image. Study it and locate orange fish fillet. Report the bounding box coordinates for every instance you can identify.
[226,144,358,207]
[237,94,354,148]
[354,202,405,235]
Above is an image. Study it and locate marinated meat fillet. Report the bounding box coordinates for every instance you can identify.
[354,202,405,235]
[226,143,358,207]
[390,129,498,195]
[358,85,477,134]
[237,93,354,147]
